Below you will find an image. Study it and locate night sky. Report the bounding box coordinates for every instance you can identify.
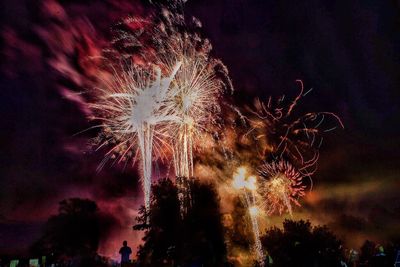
[1,0,400,258]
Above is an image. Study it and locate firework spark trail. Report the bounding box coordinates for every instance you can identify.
[239,80,344,178]
[249,206,263,266]
[232,167,264,265]
[258,160,306,216]
[89,61,181,211]
[167,55,226,178]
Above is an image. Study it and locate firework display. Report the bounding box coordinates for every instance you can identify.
[84,1,342,264]
[91,9,232,217]
[6,0,398,266]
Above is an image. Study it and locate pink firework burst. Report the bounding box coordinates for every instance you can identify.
[258,160,306,216]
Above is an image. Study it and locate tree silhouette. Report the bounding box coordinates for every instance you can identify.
[184,179,227,265]
[134,179,181,266]
[32,198,112,266]
[261,219,343,267]
[134,178,227,266]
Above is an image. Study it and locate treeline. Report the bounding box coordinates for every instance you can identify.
[6,179,398,267]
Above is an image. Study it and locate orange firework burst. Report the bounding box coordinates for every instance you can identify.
[258,160,306,216]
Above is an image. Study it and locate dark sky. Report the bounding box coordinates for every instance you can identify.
[0,0,399,257]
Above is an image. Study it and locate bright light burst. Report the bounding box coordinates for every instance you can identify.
[232,166,264,265]
[232,166,247,189]
[89,61,181,210]
[249,206,259,216]
[259,160,306,216]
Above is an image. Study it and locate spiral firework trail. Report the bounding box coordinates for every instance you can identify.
[88,61,181,210]
[258,160,306,216]
[242,80,344,177]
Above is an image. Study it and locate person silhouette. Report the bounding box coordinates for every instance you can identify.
[119,240,132,266]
